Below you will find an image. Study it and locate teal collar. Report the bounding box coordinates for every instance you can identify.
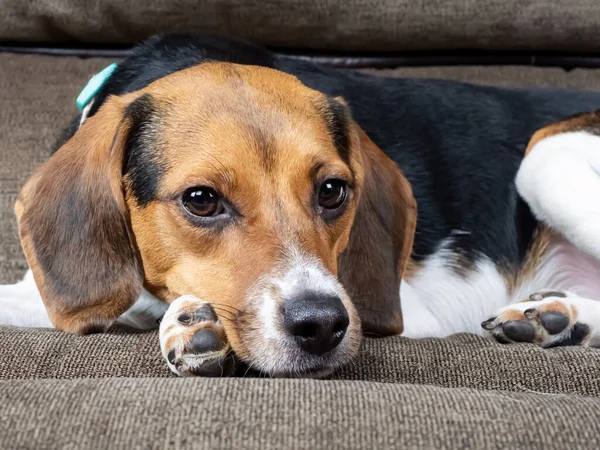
[76,63,118,112]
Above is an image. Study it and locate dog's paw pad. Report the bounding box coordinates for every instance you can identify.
[190,328,223,353]
[482,291,590,347]
[160,296,234,377]
[501,320,536,342]
[536,311,570,335]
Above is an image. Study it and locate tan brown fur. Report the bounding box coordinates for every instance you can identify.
[402,258,421,281]
[526,110,600,155]
[338,129,416,335]
[537,301,573,317]
[571,304,578,318]
[504,225,555,295]
[16,97,144,334]
[121,65,361,357]
[162,324,177,334]
[499,309,527,322]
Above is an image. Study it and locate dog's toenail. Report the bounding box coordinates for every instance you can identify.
[530,291,566,301]
[481,318,496,330]
[167,349,176,365]
[524,308,536,319]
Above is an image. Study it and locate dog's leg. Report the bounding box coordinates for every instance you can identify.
[482,290,600,347]
[481,126,600,346]
[516,129,600,262]
[115,289,168,330]
[159,295,234,377]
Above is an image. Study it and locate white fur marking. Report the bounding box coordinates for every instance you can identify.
[512,235,600,301]
[0,270,52,327]
[259,290,281,341]
[257,248,345,342]
[401,242,509,338]
[116,288,168,329]
[79,100,93,127]
[0,269,165,330]
[517,131,600,260]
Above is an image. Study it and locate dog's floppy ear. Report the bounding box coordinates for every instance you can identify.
[15,94,148,334]
[339,126,417,336]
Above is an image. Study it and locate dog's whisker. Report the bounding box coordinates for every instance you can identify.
[159,303,241,323]
[355,306,388,315]
[210,304,243,314]
[363,331,386,338]
[243,360,257,378]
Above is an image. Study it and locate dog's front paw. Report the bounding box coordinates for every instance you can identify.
[160,295,234,377]
[482,290,593,347]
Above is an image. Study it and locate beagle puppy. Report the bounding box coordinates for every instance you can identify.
[3,33,600,377]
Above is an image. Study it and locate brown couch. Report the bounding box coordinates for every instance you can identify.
[2,2,600,448]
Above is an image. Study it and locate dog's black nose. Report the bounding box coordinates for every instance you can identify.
[283,293,349,355]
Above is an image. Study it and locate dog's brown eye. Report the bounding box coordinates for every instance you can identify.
[318,179,347,210]
[182,187,223,217]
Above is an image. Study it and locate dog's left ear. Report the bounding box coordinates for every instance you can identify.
[339,124,417,336]
[15,94,148,335]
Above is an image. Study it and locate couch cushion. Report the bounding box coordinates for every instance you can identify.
[1,1,600,53]
[2,326,600,397]
[2,377,600,450]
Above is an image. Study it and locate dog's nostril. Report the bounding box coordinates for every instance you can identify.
[293,322,318,339]
[333,317,349,336]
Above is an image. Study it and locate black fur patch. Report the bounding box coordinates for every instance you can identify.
[53,33,600,281]
[325,98,351,164]
[276,55,600,272]
[123,94,165,206]
[87,33,274,119]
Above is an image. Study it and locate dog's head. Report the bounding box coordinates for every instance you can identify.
[16,63,416,376]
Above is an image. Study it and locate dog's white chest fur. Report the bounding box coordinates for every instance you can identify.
[400,244,510,338]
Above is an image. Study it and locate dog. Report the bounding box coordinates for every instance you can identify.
[2,33,600,377]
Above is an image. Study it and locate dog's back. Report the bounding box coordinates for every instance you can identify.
[60,33,600,274]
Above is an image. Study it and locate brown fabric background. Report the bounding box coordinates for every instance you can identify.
[2,377,600,450]
[3,326,600,397]
[1,0,600,52]
[3,53,600,449]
